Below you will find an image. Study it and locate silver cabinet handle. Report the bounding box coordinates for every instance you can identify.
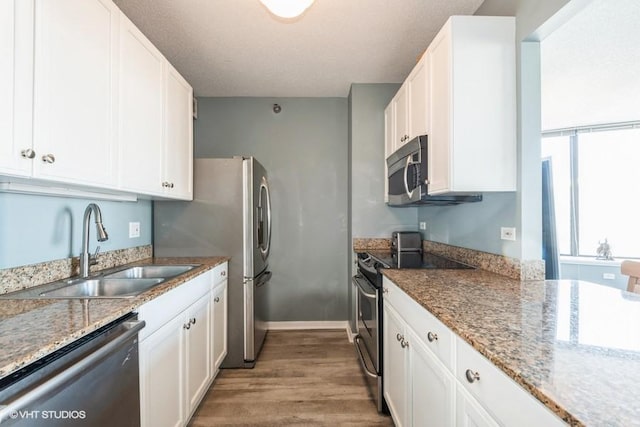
[190,317,196,325]
[214,296,220,303]
[183,322,191,330]
[170,182,174,188]
[383,287,388,294]
[162,181,170,188]
[401,338,409,349]
[221,271,226,276]
[21,148,35,159]
[465,369,480,383]
[427,331,438,342]
[41,154,55,163]
[396,333,403,342]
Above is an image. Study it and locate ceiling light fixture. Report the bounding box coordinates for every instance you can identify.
[259,0,315,19]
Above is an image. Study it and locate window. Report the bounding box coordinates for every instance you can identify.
[542,123,640,259]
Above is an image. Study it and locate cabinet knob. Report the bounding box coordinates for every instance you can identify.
[183,323,191,330]
[190,317,196,325]
[170,182,174,189]
[465,369,480,383]
[396,333,403,342]
[427,331,438,342]
[221,271,226,276]
[400,338,409,349]
[41,154,55,164]
[383,287,388,294]
[214,296,220,303]
[162,181,169,188]
[21,148,36,159]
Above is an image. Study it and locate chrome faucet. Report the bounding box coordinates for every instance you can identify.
[79,203,109,278]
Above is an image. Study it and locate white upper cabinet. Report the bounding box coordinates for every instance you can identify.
[407,54,429,139]
[0,0,34,178]
[428,16,516,195]
[163,63,194,200]
[0,0,194,200]
[392,83,409,151]
[118,14,164,196]
[31,0,119,188]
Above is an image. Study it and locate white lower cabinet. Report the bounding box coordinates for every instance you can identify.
[211,278,228,372]
[185,294,212,418]
[138,264,228,427]
[384,301,455,427]
[383,277,566,427]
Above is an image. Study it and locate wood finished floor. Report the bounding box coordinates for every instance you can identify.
[188,330,394,426]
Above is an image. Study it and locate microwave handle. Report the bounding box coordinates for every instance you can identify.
[404,155,416,198]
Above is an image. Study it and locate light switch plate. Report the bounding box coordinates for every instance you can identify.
[603,273,615,280]
[129,222,140,238]
[419,222,427,230]
[500,227,516,241]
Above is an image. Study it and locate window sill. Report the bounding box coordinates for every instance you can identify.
[559,256,622,267]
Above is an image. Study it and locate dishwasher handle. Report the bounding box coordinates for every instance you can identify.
[0,319,145,424]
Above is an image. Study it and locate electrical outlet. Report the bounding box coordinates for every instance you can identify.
[500,227,516,241]
[603,273,615,280]
[129,222,140,238]
[419,222,427,230]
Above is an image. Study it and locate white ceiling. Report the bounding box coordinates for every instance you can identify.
[112,0,484,97]
[541,0,640,130]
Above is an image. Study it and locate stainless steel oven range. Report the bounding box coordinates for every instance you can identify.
[352,249,473,413]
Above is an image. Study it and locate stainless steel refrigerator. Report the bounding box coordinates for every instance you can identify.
[154,157,272,368]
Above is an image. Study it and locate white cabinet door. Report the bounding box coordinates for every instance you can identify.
[211,280,228,372]
[0,0,33,177]
[185,293,212,418]
[407,328,455,427]
[31,0,118,187]
[383,302,408,427]
[140,314,185,427]
[118,14,164,195]
[407,55,429,139]
[456,384,499,427]
[428,25,452,195]
[393,84,409,150]
[164,63,193,200]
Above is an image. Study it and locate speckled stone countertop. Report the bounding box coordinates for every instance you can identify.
[382,268,640,427]
[0,256,229,380]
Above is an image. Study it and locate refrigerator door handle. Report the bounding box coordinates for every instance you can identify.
[259,177,272,260]
[256,271,272,288]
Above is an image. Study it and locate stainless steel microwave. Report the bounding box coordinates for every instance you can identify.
[386,135,482,206]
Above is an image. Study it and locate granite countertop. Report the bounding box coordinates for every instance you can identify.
[382,268,640,427]
[0,256,229,380]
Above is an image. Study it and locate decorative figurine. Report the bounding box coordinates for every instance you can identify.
[596,238,613,260]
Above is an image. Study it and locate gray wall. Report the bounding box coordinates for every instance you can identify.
[0,193,151,269]
[195,97,349,322]
[349,84,417,239]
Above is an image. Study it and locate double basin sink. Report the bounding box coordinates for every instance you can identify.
[1,265,199,299]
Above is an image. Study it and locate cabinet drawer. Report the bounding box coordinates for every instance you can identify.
[211,262,228,286]
[138,271,211,341]
[455,336,566,427]
[383,277,454,370]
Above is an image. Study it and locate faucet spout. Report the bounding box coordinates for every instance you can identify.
[80,203,109,278]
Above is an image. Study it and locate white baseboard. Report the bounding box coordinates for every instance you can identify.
[265,320,348,330]
[264,321,356,342]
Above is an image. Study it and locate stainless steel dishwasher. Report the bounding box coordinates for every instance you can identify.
[0,313,145,426]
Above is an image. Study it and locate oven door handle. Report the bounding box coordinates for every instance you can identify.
[352,275,377,300]
[404,155,417,199]
[354,335,378,378]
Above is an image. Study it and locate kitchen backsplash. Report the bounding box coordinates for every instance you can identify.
[0,245,152,295]
[353,238,544,280]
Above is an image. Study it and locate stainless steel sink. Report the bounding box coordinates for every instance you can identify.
[37,278,164,298]
[0,264,201,299]
[104,265,196,279]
